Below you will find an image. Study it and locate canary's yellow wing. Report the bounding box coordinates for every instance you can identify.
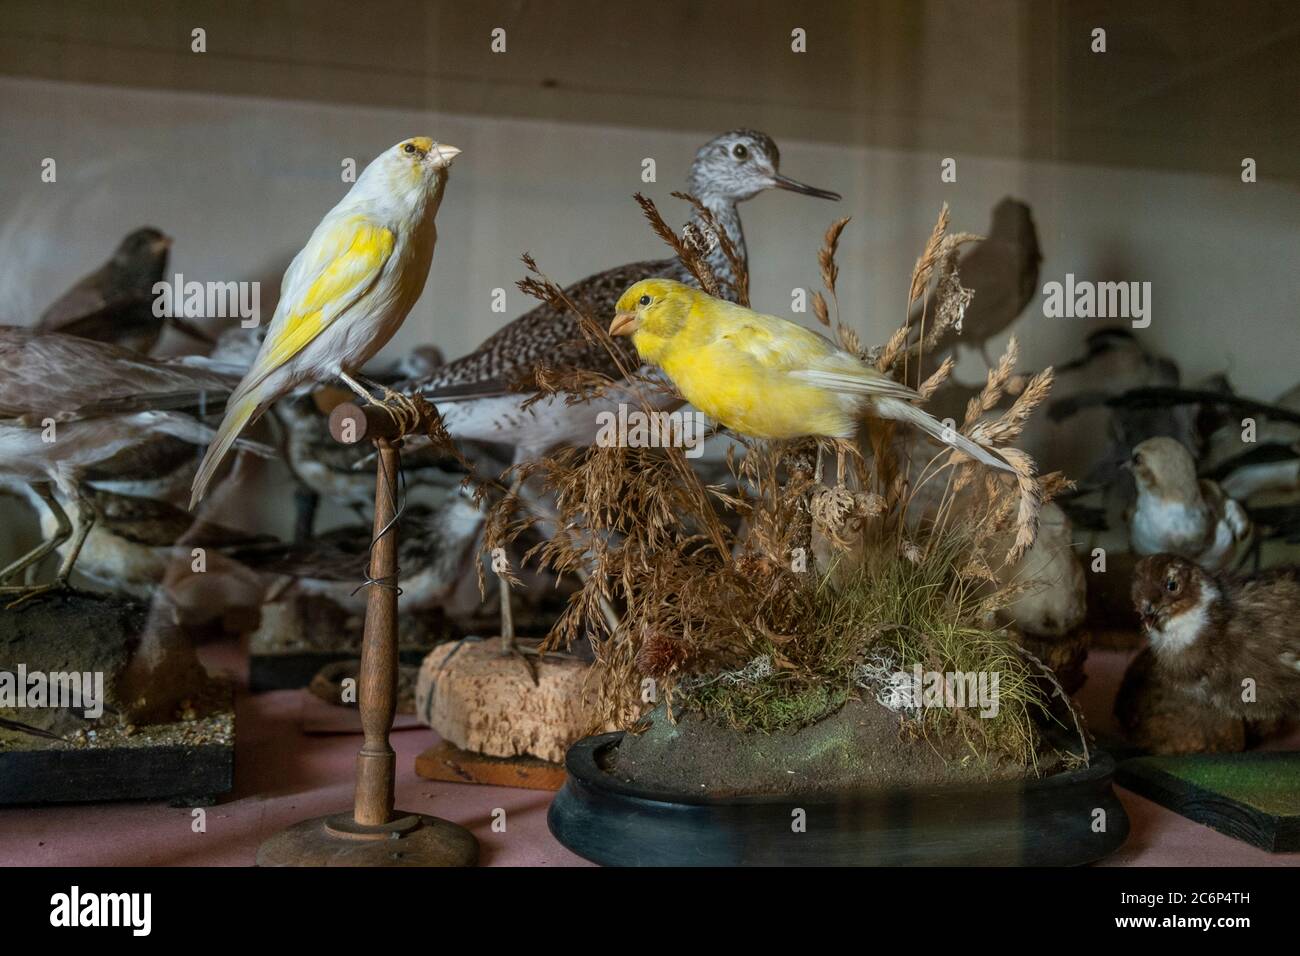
[238,215,395,398]
[650,295,918,440]
[693,298,917,399]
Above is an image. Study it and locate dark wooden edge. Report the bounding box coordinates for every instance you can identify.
[1116,756,1300,853]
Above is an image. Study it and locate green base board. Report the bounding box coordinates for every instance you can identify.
[1116,751,1300,853]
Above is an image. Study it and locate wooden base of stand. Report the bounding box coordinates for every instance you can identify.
[415,739,565,791]
[256,811,478,867]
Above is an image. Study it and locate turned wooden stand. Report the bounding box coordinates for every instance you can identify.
[257,401,479,866]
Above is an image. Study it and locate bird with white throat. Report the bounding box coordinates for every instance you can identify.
[1125,436,1250,570]
[1132,553,1300,721]
[189,136,461,508]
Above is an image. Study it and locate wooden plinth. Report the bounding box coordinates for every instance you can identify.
[415,739,565,791]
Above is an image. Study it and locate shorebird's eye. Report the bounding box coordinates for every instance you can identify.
[732,143,749,160]
[403,143,417,155]
[638,294,651,306]
[1166,578,1178,592]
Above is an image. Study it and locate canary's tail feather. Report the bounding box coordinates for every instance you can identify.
[189,395,262,509]
[874,396,1014,473]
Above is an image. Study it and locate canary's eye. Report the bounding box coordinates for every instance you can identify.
[1165,578,1178,593]
[638,294,651,306]
[732,144,749,160]
[403,143,417,155]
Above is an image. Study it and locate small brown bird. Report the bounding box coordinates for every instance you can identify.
[36,227,210,354]
[1132,554,1300,721]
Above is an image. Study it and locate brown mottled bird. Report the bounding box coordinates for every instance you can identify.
[36,227,210,354]
[401,130,838,653]
[405,129,840,461]
[1132,553,1300,721]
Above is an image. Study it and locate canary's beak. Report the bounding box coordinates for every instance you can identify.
[155,236,173,252]
[431,143,461,166]
[609,311,640,337]
[769,173,841,201]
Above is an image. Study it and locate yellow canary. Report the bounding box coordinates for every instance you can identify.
[189,137,460,507]
[610,278,1010,471]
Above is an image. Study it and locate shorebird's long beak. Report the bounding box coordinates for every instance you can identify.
[770,173,841,201]
[609,311,640,337]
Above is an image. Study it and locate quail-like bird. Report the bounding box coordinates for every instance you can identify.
[36,227,208,354]
[405,129,840,461]
[189,137,461,507]
[1126,436,1250,570]
[0,327,268,605]
[1132,553,1300,721]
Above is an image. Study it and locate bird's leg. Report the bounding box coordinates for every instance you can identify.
[0,483,70,584]
[513,474,621,636]
[814,444,824,485]
[339,371,424,437]
[3,485,95,609]
[836,441,847,486]
[338,371,377,403]
[498,473,522,659]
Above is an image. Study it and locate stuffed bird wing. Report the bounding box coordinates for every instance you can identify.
[247,216,395,396]
[188,215,395,506]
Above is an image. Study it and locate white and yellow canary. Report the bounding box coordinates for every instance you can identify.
[610,278,1010,471]
[189,136,460,507]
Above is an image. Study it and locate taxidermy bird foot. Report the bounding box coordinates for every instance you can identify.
[338,372,423,436]
[1,580,65,610]
[370,387,424,436]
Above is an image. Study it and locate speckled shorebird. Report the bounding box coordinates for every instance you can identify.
[401,129,839,651]
[0,327,270,606]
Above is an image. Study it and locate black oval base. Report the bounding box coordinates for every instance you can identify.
[548,732,1129,866]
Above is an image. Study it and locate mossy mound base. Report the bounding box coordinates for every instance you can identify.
[614,699,1052,798]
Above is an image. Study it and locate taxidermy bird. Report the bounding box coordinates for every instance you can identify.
[1132,554,1300,721]
[226,499,483,614]
[1047,329,1193,489]
[0,327,270,605]
[404,129,839,460]
[189,136,461,507]
[917,198,1041,367]
[996,502,1086,638]
[36,227,209,354]
[402,129,837,652]
[1126,436,1250,570]
[610,279,1011,470]
[37,487,275,600]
